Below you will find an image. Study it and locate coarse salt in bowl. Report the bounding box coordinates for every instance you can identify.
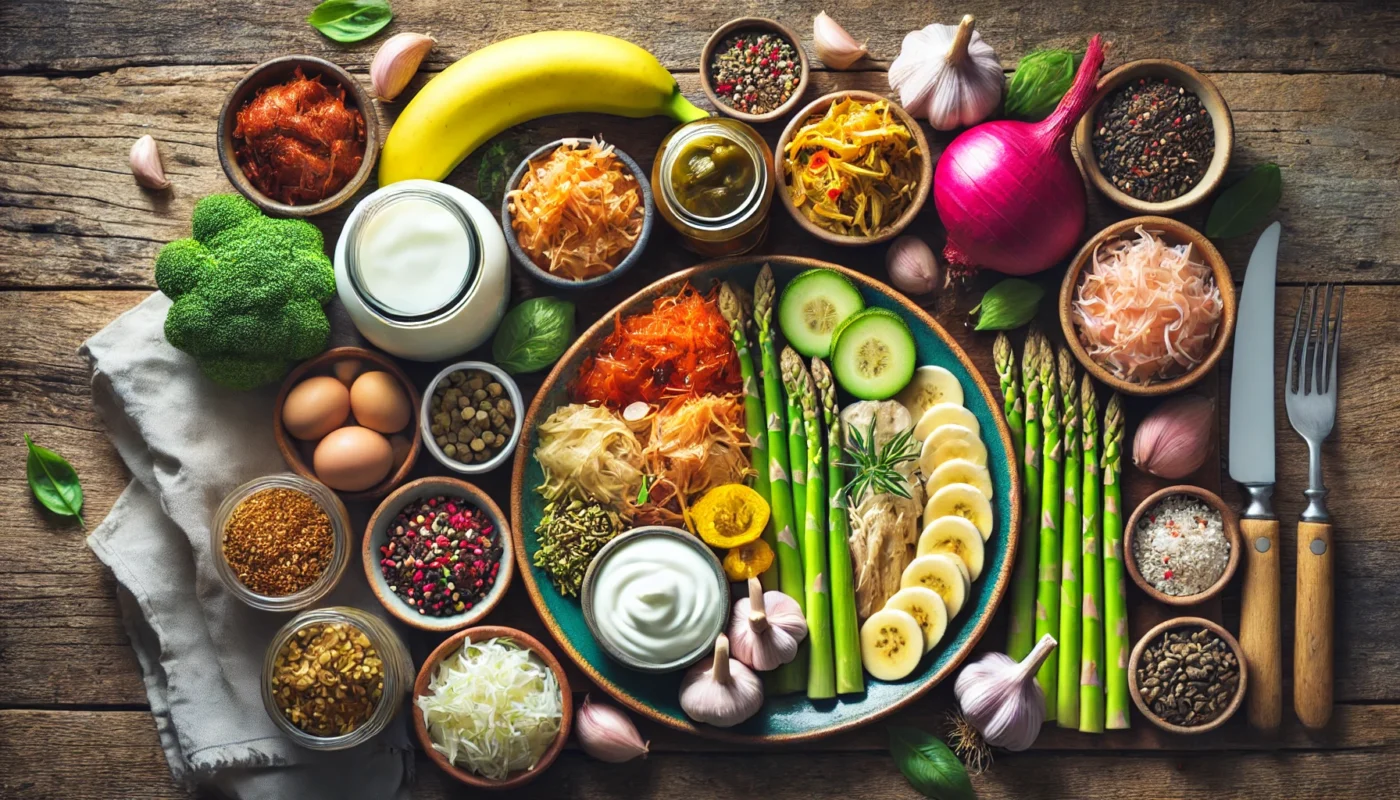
[1124,485,1241,606]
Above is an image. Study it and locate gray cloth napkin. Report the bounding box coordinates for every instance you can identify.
[82,292,412,800]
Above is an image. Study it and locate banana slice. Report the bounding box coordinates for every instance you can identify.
[929,437,989,470]
[918,424,981,475]
[860,608,925,681]
[901,553,969,619]
[894,366,964,421]
[925,482,994,541]
[926,458,994,499]
[917,515,986,581]
[913,403,980,441]
[884,586,949,654]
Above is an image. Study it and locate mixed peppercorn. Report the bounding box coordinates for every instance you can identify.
[378,495,501,617]
[708,30,800,115]
[1091,77,1214,202]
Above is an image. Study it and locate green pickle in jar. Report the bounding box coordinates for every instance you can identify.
[669,134,757,218]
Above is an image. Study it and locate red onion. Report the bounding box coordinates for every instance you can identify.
[934,35,1105,276]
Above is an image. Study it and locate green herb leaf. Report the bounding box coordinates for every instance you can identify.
[307,0,393,43]
[889,726,976,800]
[1206,163,1282,239]
[492,297,576,374]
[24,434,85,528]
[972,279,1044,331]
[1005,49,1082,121]
[477,139,522,204]
[838,418,917,505]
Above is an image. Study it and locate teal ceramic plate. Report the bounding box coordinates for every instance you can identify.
[510,256,1021,742]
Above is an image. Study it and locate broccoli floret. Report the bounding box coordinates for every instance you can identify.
[154,194,336,390]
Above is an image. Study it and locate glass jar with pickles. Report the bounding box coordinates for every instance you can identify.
[652,118,773,256]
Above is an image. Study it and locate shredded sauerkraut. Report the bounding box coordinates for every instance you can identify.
[635,394,753,526]
[416,637,563,781]
[534,403,644,510]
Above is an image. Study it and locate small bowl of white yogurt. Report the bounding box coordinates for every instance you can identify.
[581,526,729,673]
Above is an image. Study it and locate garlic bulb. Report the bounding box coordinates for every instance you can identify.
[886,235,946,296]
[888,14,1003,131]
[129,135,170,190]
[679,634,764,728]
[728,578,807,671]
[953,633,1057,751]
[575,695,650,763]
[1133,394,1215,479]
[371,32,435,101]
[813,12,867,70]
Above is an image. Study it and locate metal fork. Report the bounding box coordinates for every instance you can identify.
[1287,283,1344,730]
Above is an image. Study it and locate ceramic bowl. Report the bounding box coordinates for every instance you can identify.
[700,17,810,124]
[273,347,421,501]
[363,477,514,632]
[501,138,655,290]
[413,626,573,790]
[1059,216,1237,396]
[217,56,378,217]
[1128,616,1247,735]
[1073,59,1233,215]
[774,90,933,246]
[419,361,524,475]
[1124,485,1241,607]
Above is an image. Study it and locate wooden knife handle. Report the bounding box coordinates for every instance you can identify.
[1294,520,1334,730]
[1239,516,1282,732]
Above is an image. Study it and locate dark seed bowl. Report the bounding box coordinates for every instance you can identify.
[1128,616,1247,735]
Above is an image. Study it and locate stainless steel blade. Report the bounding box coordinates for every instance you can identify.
[1229,221,1282,486]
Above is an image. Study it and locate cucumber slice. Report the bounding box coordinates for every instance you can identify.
[778,269,865,357]
[831,308,917,400]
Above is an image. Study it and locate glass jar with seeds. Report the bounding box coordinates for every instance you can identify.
[420,361,524,474]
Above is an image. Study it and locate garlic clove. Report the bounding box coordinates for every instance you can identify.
[575,694,650,763]
[679,633,765,728]
[812,12,868,70]
[129,135,170,190]
[1133,394,1215,479]
[371,32,436,102]
[886,235,946,296]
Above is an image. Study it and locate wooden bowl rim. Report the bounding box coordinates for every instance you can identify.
[217,55,378,218]
[412,625,574,790]
[1122,484,1241,607]
[272,346,422,501]
[361,476,515,631]
[699,17,810,124]
[1072,58,1234,215]
[1127,615,1248,735]
[1058,215,1237,396]
[773,90,933,246]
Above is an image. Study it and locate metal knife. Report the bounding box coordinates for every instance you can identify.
[1231,221,1283,732]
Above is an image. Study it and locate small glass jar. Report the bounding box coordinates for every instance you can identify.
[652,118,774,256]
[211,473,352,612]
[261,606,413,751]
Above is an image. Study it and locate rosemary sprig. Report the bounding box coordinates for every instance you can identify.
[836,418,917,505]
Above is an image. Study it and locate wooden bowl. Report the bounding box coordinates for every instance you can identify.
[272,346,421,501]
[774,90,933,246]
[413,626,573,790]
[1128,616,1247,735]
[1124,485,1241,607]
[1058,216,1237,396]
[217,56,378,217]
[700,17,809,124]
[363,476,514,631]
[1073,59,1233,215]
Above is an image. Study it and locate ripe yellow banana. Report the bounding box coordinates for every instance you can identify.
[379,31,709,185]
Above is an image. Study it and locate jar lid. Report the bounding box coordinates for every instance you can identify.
[660,122,767,230]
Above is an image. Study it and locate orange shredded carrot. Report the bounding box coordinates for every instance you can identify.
[632,394,752,527]
[507,139,644,281]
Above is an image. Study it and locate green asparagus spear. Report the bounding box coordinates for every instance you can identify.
[813,357,863,695]
[783,348,808,562]
[1007,330,1044,660]
[1078,375,1105,733]
[1034,335,1062,719]
[994,332,1025,469]
[1055,347,1083,728]
[787,349,834,699]
[1102,393,1131,730]
[720,283,780,591]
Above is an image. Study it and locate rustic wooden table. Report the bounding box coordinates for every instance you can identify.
[3,1,1399,797]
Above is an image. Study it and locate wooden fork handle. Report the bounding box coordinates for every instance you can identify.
[1294,520,1334,730]
[1239,517,1283,732]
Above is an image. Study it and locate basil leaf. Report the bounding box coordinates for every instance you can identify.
[492,297,576,374]
[307,0,393,43]
[1005,49,1082,121]
[889,726,975,800]
[1206,163,1282,239]
[477,139,523,205]
[25,434,85,528]
[972,278,1044,331]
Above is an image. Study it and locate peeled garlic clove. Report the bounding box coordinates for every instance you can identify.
[575,695,650,763]
[371,32,435,101]
[129,135,170,190]
[886,235,945,296]
[813,11,867,70]
[1133,394,1215,479]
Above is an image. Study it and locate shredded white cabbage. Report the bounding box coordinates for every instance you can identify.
[417,637,563,780]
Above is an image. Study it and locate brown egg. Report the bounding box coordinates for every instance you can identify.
[350,371,412,434]
[283,376,351,441]
[332,358,363,387]
[313,426,394,492]
[388,434,413,470]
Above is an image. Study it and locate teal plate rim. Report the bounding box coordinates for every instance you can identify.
[509,255,1022,743]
